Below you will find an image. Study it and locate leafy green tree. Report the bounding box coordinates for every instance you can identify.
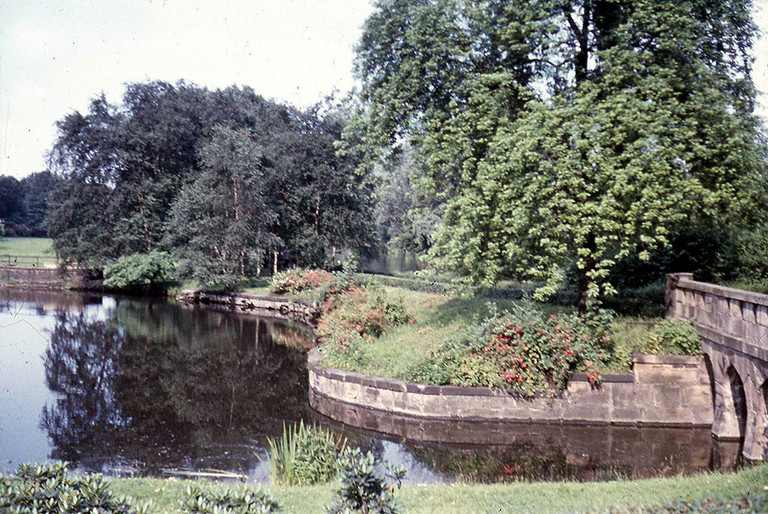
[374,145,441,253]
[265,97,377,268]
[166,126,275,289]
[353,0,767,311]
[0,175,25,234]
[47,82,375,274]
[22,171,62,237]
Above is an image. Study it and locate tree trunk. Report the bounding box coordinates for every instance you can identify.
[577,233,597,315]
[564,0,591,84]
[273,251,278,275]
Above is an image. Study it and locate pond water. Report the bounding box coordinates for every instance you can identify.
[0,290,743,483]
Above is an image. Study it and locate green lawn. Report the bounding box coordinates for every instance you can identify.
[110,463,768,513]
[0,237,55,266]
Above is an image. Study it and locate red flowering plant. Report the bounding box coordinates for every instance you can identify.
[269,268,332,294]
[408,303,614,397]
[317,277,413,369]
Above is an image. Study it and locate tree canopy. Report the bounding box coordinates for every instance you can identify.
[353,0,767,310]
[47,81,375,286]
[0,171,60,237]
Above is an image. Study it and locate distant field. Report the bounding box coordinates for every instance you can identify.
[0,237,55,266]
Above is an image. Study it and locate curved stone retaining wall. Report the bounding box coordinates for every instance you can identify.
[308,349,713,441]
[176,290,319,325]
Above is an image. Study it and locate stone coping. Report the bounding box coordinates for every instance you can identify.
[676,276,768,308]
[309,347,705,395]
[630,354,703,365]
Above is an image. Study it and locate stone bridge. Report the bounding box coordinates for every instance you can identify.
[666,273,768,460]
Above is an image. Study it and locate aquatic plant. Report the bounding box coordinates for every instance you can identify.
[266,421,347,486]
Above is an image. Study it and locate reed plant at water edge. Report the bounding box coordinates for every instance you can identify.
[266,420,347,486]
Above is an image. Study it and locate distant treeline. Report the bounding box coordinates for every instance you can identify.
[44,81,374,287]
[0,171,61,237]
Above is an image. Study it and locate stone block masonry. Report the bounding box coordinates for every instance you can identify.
[308,349,714,443]
[0,266,86,290]
[176,290,320,326]
[666,273,768,460]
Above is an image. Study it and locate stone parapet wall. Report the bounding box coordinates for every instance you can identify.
[308,349,713,436]
[665,273,768,460]
[176,290,319,325]
[666,273,768,361]
[0,266,85,290]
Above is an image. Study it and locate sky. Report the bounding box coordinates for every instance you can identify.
[0,0,767,179]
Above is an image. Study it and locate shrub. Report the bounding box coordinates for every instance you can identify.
[0,462,147,513]
[269,268,332,294]
[407,303,614,397]
[327,447,405,514]
[181,485,280,513]
[266,421,347,486]
[316,280,413,370]
[104,251,177,292]
[645,318,701,355]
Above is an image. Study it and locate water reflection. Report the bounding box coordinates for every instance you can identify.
[0,291,313,476]
[311,404,745,483]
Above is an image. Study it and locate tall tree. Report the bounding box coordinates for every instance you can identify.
[47,81,375,277]
[354,0,767,311]
[166,126,275,288]
[22,171,62,237]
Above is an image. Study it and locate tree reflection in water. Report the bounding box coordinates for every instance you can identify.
[40,298,311,475]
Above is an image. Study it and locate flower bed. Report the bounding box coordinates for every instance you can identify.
[269,268,332,294]
[406,304,613,397]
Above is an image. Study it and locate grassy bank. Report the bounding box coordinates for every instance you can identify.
[0,237,55,265]
[110,463,768,513]
[317,285,665,378]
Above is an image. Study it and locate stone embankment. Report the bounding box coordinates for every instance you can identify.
[176,290,319,325]
[308,350,714,443]
[0,266,86,290]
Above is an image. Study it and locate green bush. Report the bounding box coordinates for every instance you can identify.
[327,447,405,514]
[181,485,280,513]
[0,462,147,513]
[406,303,615,397]
[104,251,177,292]
[645,318,701,355]
[266,421,347,486]
[269,268,332,294]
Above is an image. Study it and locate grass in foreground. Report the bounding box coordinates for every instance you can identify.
[110,463,768,513]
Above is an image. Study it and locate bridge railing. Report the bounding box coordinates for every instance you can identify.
[665,272,768,347]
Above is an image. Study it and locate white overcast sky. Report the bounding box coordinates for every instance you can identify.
[1,0,767,179]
